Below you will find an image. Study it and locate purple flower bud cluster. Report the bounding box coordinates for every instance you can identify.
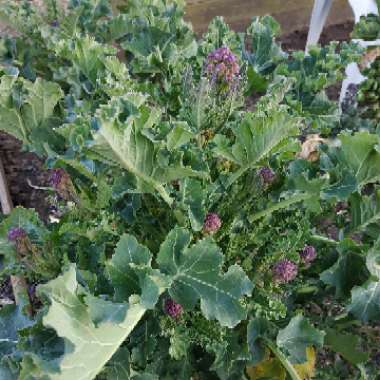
[203,213,222,234]
[164,298,183,319]
[299,245,317,265]
[258,167,275,185]
[49,168,66,190]
[272,259,298,283]
[7,227,27,242]
[205,46,240,86]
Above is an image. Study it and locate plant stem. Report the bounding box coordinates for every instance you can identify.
[249,193,311,223]
[266,341,302,380]
[310,234,339,246]
[155,184,174,207]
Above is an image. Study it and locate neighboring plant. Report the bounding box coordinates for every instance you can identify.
[0,1,378,380]
[358,56,380,121]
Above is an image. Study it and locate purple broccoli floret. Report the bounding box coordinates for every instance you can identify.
[205,46,240,87]
[299,245,317,265]
[258,167,275,184]
[164,298,183,319]
[7,227,27,242]
[272,259,298,283]
[203,213,222,234]
[49,168,66,190]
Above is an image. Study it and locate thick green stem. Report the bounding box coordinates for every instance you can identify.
[155,184,174,207]
[249,193,311,223]
[310,234,339,246]
[266,341,302,380]
[226,166,249,189]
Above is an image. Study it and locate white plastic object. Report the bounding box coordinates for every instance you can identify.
[306,0,333,50]
[348,0,378,22]
[306,0,379,50]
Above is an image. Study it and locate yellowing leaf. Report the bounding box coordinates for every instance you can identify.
[294,347,316,380]
[298,134,326,162]
[246,357,286,380]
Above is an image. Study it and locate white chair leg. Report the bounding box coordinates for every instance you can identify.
[306,0,334,51]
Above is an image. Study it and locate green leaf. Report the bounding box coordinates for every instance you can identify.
[0,77,63,155]
[181,178,206,231]
[347,238,380,322]
[323,132,380,198]
[348,281,380,323]
[366,239,380,279]
[247,318,275,364]
[276,315,325,364]
[244,16,285,75]
[0,305,33,359]
[166,122,194,151]
[157,227,253,327]
[214,110,299,187]
[325,329,369,365]
[349,191,380,234]
[37,264,162,380]
[91,95,205,205]
[106,234,167,308]
[320,246,368,298]
[55,35,117,84]
[100,347,130,380]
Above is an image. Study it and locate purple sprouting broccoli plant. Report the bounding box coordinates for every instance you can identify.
[299,245,317,265]
[7,227,27,242]
[7,226,31,255]
[49,168,66,190]
[205,46,240,88]
[164,298,183,319]
[203,213,222,234]
[258,167,275,185]
[272,259,298,283]
[49,168,77,202]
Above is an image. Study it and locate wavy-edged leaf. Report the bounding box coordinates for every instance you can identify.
[214,110,299,187]
[323,132,380,198]
[0,77,63,155]
[276,315,324,364]
[157,227,253,327]
[348,282,380,323]
[320,245,368,298]
[347,238,380,322]
[37,263,163,380]
[0,305,33,365]
[91,95,205,205]
[243,16,286,77]
[180,178,206,231]
[247,318,275,364]
[106,234,168,308]
[350,191,380,234]
[325,329,369,365]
